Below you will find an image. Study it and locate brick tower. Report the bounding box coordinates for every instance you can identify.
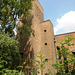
[18,0,56,74]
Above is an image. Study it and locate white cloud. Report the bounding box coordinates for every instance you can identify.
[54,11,75,35]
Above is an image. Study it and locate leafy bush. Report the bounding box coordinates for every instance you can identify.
[0,34,21,72]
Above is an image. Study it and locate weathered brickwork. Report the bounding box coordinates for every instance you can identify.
[55,32,75,59]
[18,0,75,74]
[40,20,56,73]
[18,0,56,74]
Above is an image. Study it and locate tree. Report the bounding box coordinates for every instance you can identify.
[0,33,21,71]
[53,35,75,75]
[0,0,34,74]
[0,0,34,35]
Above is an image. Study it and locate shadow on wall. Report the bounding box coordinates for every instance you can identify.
[17,15,34,75]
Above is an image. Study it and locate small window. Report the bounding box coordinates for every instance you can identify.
[54,41,56,43]
[57,46,61,59]
[45,59,48,61]
[45,43,47,45]
[44,30,46,32]
[57,46,60,51]
[72,50,75,57]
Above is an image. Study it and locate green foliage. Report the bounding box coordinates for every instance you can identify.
[0,0,35,75]
[0,57,8,74]
[46,69,55,75]
[0,0,34,35]
[0,34,21,72]
[31,51,51,75]
[53,35,75,75]
[4,70,25,75]
[20,51,52,75]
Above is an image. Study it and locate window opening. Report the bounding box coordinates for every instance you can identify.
[45,43,47,45]
[57,46,60,51]
[44,30,46,32]
[72,50,75,57]
[57,46,61,59]
[45,59,48,61]
[54,41,56,43]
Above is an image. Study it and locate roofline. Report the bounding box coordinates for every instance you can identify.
[38,0,44,10]
[41,19,53,24]
[40,19,53,27]
[54,31,75,36]
[36,0,44,14]
[41,19,50,23]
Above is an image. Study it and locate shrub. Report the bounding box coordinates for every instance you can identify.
[0,34,21,71]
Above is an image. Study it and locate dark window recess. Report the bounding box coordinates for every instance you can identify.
[54,38,56,43]
[54,41,56,43]
[44,30,46,32]
[45,43,47,45]
[45,59,48,61]
[57,46,60,51]
[57,46,61,59]
[20,53,23,59]
[72,50,75,57]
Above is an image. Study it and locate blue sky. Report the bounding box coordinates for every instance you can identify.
[38,0,75,35]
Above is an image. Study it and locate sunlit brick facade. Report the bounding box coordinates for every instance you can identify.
[18,0,75,75]
[18,0,56,74]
